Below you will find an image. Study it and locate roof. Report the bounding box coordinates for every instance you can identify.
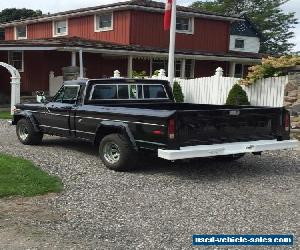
[0,0,243,27]
[231,16,262,38]
[0,37,263,62]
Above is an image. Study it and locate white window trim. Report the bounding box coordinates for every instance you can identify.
[53,19,68,37]
[94,12,114,32]
[176,17,194,35]
[14,25,27,40]
[8,51,24,72]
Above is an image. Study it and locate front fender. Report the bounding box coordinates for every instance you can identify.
[94,121,137,150]
[12,111,41,132]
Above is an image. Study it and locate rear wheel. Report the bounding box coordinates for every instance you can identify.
[99,134,137,171]
[16,118,43,145]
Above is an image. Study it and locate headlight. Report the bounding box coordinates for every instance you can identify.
[12,106,20,113]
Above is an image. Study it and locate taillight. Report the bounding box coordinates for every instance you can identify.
[284,113,290,132]
[168,119,175,139]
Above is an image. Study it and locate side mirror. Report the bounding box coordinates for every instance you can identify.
[36,91,46,103]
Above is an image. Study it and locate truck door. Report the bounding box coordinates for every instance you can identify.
[41,85,80,136]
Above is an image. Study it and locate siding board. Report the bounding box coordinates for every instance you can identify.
[130,11,230,52]
[28,22,53,39]
[5,27,14,40]
[68,11,131,44]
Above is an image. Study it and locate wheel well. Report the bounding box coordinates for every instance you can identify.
[94,126,124,146]
[13,115,26,125]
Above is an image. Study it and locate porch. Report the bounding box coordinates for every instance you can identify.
[0,37,262,99]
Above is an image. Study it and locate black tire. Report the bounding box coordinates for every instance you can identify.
[99,133,137,171]
[16,118,43,145]
[214,153,245,161]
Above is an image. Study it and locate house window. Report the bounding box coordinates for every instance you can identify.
[185,59,195,79]
[152,59,194,78]
[235,39,245,49]
[152,59,168,75]
[95,13,113,31]
[176,17,193,34]
[234,64,244,78]
[175,61,181,77]
[8,51,24,72]
[15,25,27,40]
[53,20,68,36]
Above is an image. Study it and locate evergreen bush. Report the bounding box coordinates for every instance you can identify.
[226,84,250,105]
[173,81,184,103]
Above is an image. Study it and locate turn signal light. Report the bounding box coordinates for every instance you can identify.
[284,113,290,132]
[168,119,175,139]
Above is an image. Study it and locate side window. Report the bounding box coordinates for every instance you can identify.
[143,85,168,99]
[53,86,80,104]
[118,85,129,99]
[53,87,64,103]
[91,85,117,99]
[129,85,137,99]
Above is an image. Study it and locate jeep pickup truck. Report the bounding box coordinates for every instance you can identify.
[12,78,299,171]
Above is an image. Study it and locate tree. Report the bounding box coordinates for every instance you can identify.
[191,0,298,54]
[0,8,42,23]
[0,8,42,40]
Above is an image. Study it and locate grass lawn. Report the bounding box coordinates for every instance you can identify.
[0,153,63,198]
[0,111,11,119]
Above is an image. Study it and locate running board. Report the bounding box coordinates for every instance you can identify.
[158,140,299,160]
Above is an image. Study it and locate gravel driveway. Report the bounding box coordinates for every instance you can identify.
[0,120,299,249]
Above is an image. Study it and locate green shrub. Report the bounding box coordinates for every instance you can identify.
[240,55,300,85]
[173,81,184,103]
[132,70,147,78]
[226,84,250,105]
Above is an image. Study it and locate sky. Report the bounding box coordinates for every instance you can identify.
[0,0,299,51]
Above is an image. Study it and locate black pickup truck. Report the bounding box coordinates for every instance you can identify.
[12,78,298,171]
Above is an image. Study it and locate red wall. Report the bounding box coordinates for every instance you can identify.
[28,22,53,39]
[194,60,229,77]
[4,10,230,53]
[5,27,14,40]
[130,11,230,52]
[68,11,131,44]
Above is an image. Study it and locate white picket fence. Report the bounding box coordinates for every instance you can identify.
[152,68,288,107]
[180,75,288,107]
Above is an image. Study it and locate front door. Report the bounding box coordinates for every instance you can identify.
[41,85,80,136]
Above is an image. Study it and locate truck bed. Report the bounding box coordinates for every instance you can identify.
[89,102,287,147]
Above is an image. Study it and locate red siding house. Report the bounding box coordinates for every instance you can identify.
[0,0,262,97]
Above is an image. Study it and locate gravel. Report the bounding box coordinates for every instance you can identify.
[0,119,299,249]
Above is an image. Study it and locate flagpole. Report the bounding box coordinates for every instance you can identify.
[168,0,176,85]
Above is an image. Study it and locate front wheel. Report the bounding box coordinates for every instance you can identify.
[99,134,137,171]
[16,118,43,145]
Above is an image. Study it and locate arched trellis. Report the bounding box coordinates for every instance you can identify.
[0,62,21,115]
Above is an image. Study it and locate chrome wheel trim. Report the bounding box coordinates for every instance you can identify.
[103,142,121,164]
[18,124,29,141]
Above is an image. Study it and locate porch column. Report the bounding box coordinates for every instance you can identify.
[127,55,133,78]
[71,51,77,66]
[149,58,153,77]
[229,62,236,77]
[79,49,84,79]
[180,59,186,79]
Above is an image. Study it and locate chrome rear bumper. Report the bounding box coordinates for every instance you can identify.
[158,139,299,160]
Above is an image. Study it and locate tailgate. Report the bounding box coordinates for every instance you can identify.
[176,107,284,147]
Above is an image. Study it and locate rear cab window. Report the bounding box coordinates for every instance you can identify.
[89,83,168,101]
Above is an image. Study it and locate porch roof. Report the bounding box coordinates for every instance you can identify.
[0,37,262,63]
